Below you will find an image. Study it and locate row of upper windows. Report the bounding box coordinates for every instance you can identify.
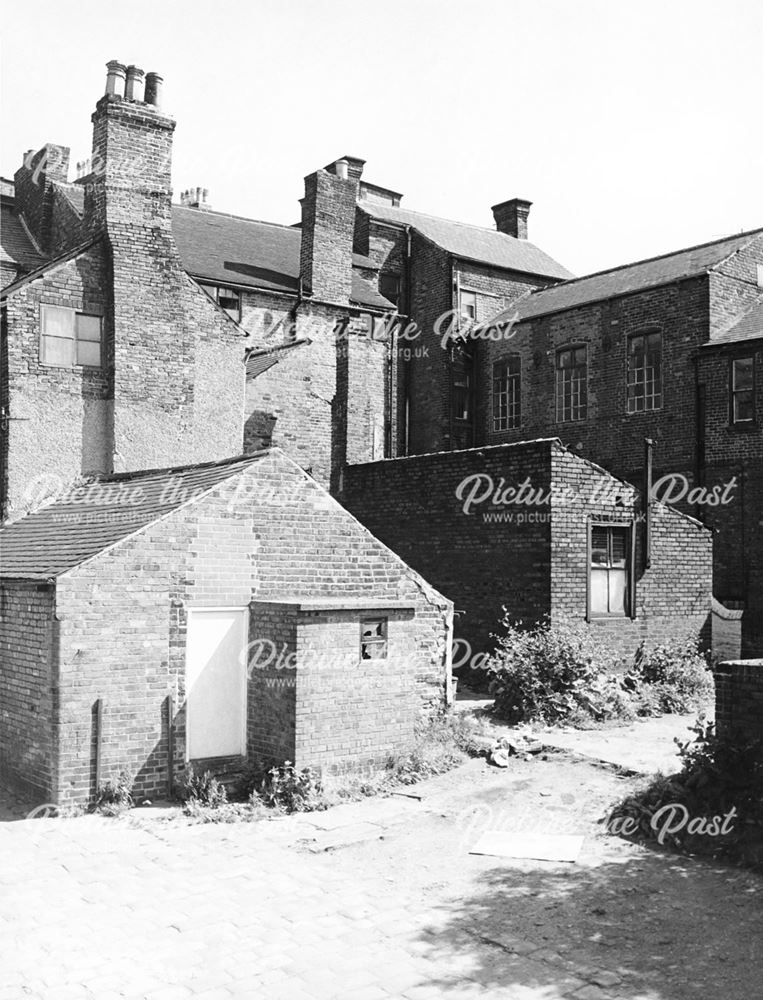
[492,334,756,430]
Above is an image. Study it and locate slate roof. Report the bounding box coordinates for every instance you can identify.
[706,298,763,347]
[357,200,573,280]
[246,338,311,378]
[44,187,392,310]
[0,453,269,580]
[488,228,763,326]
[0,196,46,279]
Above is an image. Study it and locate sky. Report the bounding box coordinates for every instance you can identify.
[2,0,761,277]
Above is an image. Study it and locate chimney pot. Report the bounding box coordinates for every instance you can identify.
[124,65,145,102]
[335,159,349,181]
[491,198,532,240]
[105,60,127,98]
[144,71,164,108]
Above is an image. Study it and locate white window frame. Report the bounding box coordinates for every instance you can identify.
[40,304,103,369]
[555,345,588,423]
[492,356,521,431]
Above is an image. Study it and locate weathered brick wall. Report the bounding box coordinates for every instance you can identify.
[0,582,55,800]
[550,445,712,658]
[340,441,712,661]
[300,168,357,304]
[85,94,245,474]
[339,442,554,656]
[51,451,450,803]
[13,144,70,253]
[248,603,298,762]
[2,242,110,519]
[714,660,763,743]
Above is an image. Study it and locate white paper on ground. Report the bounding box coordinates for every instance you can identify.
[469,831,584,862]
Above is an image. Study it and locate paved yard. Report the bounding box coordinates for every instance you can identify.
[1,715,760,1000]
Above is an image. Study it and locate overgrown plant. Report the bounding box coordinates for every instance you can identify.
[182,767,228,808]
[94,770,134,815]
[257,762,326,812]
[607,718,763,867]
[482,616,712,726]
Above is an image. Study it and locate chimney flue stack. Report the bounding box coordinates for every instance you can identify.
[144,72,163,108]
[124,65,145,102]
[105,60,127,98]
[492,198,532,240]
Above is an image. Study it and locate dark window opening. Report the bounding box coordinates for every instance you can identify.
[492,356,521,431]
[627,331,662,412]
[379,273,400,306]
[200,283,242,323]
[360,618,388,660]
[556,345,587,422]
[731,357,754,424]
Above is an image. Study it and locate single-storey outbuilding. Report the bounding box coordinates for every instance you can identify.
[0,449,453,805]
[339,439,714,664]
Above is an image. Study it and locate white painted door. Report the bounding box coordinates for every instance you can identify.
[186,608,248,760]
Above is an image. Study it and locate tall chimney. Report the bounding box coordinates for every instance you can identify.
[299,160,359,304]
[13,143,71,251]
[492,198,532,240]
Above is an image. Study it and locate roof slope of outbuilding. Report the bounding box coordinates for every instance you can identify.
[357,200,573,280]
[706,296,763,347]
[0,196,46,279]
[488,228,763,326]
[0,453,269,580]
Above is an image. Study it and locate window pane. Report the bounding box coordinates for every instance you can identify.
[76,340,101,366]
[42,305,74,340]
[609,569,627,614]
[591,527,609,564]
[75,314,102,342]
[590,569,609,614]
[610,528,628,566]
[734,390,754,423]
[42,336,74,366]
[733,358,753,391]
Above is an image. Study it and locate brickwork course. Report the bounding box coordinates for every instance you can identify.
[340,440,712,661]
[0,449,452,805]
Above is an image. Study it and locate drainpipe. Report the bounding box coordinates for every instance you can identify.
[402,224,413,456]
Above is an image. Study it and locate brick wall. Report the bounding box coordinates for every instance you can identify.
[49,451,450,803]
[339,440,712,661]
[0,582,55,800]
[2,243,110,519]
[714,660,763,744]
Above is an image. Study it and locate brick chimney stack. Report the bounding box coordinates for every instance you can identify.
[492,198,532,240]
[85,60,175,235]
[180,187,211,210]
[13,143,71,252]
[299,157,359,304]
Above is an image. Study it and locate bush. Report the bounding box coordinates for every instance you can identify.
[95,770,134,815]
[626,638,714,714]
[608,719,763,867]
[481,617,713,726]
[256,762,327,812]
[182,767,228,808]
[483,617,626,725]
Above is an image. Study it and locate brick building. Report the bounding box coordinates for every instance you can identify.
[0,449,452,805]
[1,61,573,514]
[339,440,712,662]
[428,234,763,654]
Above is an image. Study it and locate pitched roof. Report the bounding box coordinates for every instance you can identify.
[0,453,269,580]
[0,238,100,299]
[357,200,573,280]
[0,197,46,279]
[706,297,763,347]
[246,338,311,378]
[488,228,763,326]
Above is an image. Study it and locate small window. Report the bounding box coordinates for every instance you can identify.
[379,272,400,306]
[492,356,521,431]
[556,345,587,422]
[589,524,631,618]
[40,305,102,368]
[360,618,388,660]
[459,289,477,325]
[731,357,754,424]
[200,283,242,322]
[627,331,662,412]
[452,345,474,423]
